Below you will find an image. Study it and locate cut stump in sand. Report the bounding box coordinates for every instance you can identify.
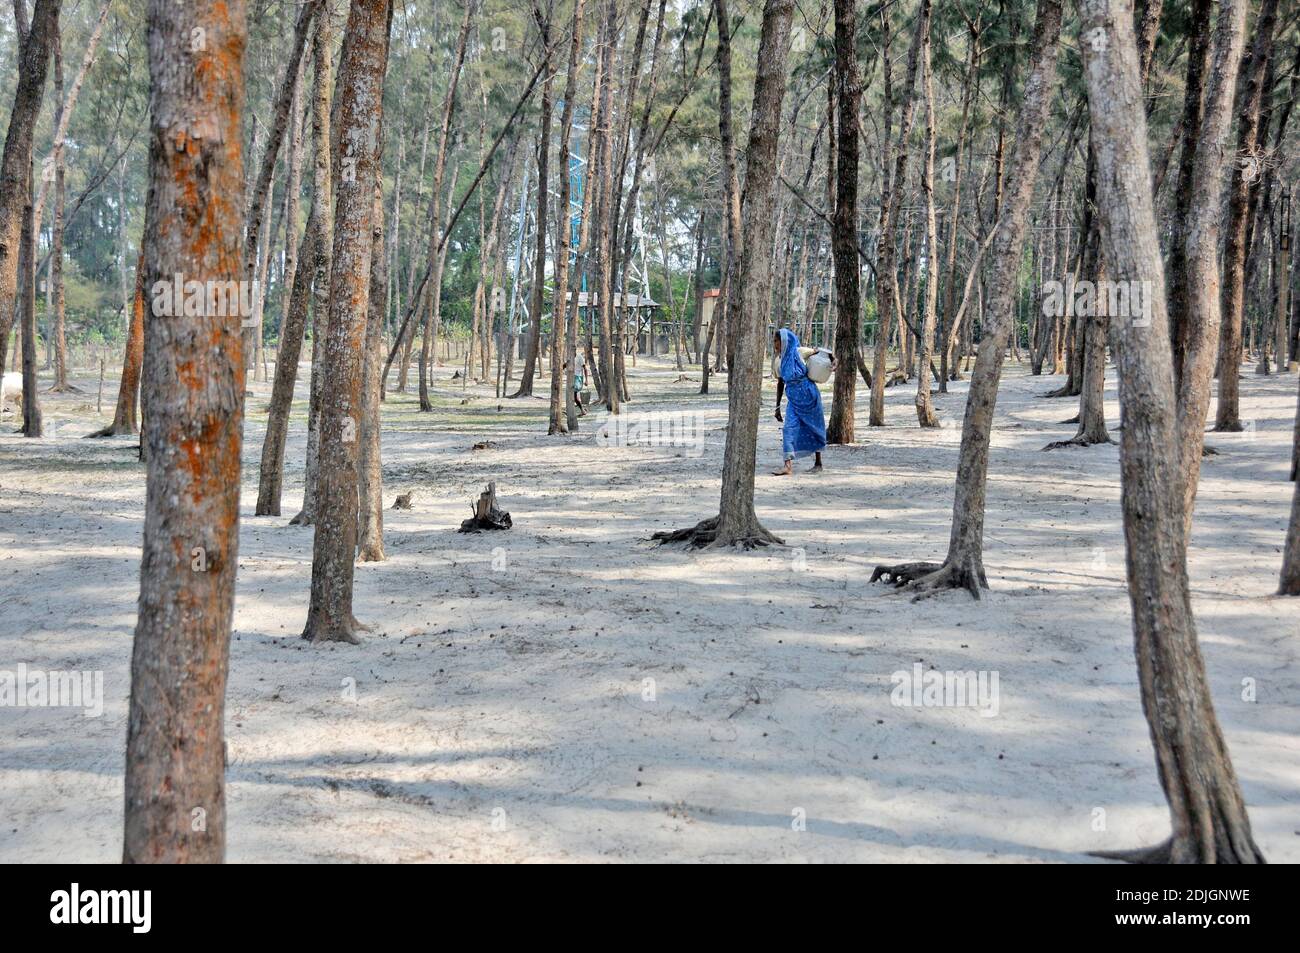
[459,482,511,532]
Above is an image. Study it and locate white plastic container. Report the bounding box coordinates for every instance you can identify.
[806,349,833,383]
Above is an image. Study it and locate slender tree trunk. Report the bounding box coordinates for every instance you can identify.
[826,0,862,442]
[547,0,587,433]
[592,0,619,413]
[357,180,387,562]
[0,0,60,377]
[48,22,70,392]
[939,14,980,393]
[914,16,939,428]
[1079,0,1263,864]
[419,0,475,410]
[301,0,392,643]
[242,0,320,366]
[873,0,1063,596]
[870,0,927,426]
[1175,0,1249,534]
[714,0,743,403]
[289,6,335,527]
[19,164,41,437]
[655,0,795,549]
[1166,0,1212,392]
[89,252,146,437]
[123,0,247,864]
[1214,0,1280,432]
[513,0,555,398]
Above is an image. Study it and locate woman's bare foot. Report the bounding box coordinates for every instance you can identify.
[772,461,792,476]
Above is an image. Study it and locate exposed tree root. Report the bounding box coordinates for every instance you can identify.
[1042,434,1115,450]
[47,382,84,394]
[288,510,313,526]
[871,558,987,600]
[1059,413,1080,425]
[84,422,137,438]
[1091,834,1265,864]
[1041,383,1079,398]
[870,561,944,586]
[301,622,362,645]
[1090,840,1172,864]
[652,515,784,550]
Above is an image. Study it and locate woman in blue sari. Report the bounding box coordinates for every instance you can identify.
[771,327,829,476]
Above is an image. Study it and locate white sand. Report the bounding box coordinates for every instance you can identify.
[1,356,1296,862]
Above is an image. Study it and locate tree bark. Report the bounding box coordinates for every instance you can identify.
[655,0,795,549]
[418,0,474,410]
[301,0,392,644]
[872,0,1063,597]
[1079,0,1263,864]
[88,251,146,437]
[19,163,41,437]
[1175,0,1249,535]
[0,0,60,376]
[826,0,862,442]
[357,180,387,562]
[914,14,939,428]
[1214,0,1279,432]
[241,0,320,367]
[1166,0,1212,392]
[870,0,928,427]
[547,0,587,434]
[289,5,335,526]
[513,0,555,398]
[123,0,247,864]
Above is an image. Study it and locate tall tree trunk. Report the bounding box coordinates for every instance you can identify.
[826,0,862,442]
[251,57,307,511]
[592,0,620,412]
[1175,0,1249,535]
[1214,0,1280,432]
[0,0,60,376]
[89,251,146,437]
[914,14,939,428]
[872,0,1063,597]
[714,0,743,406]
[301,0,392,644]
[548,0,587,433]
[289,5,335,526]
[257,205,320,516]
[418,0,474,410]
[19,163,41,437]
[1166,0,1212,392]
[870,0,927,426]
[241,0,319,373]
[655,0,795,549]
[1079,0,1263,864]
[48,21,69,392]
[939,12,980,393]
[357,180,387,562]
[123,0,247,864]
[513,0,555,398]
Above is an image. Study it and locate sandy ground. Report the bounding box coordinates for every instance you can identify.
[1,353,1297,863]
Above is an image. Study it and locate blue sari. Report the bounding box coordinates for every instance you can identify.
[777,328,827,460]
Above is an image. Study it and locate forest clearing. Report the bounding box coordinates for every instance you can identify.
[1,0,1298,879]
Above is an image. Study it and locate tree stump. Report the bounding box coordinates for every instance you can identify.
[459,482,511,532]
